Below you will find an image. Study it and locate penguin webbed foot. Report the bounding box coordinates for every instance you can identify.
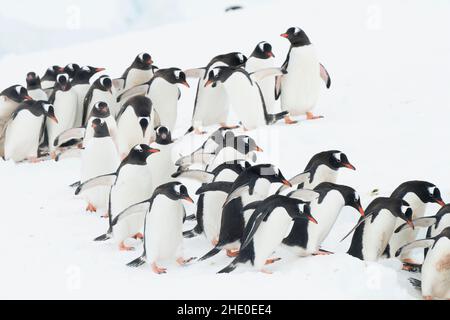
[402,262,422,273]
[132,233,144,240]
[151,262,167,274]
[85,203,97,213]
[265,257,282,265]
[226,249,239,258]
[119,241,135,251]
[261,269,273,274]
[306,112,324,120]
[176,257,197,266]
[284,116,298,125]
[313,249,334,256]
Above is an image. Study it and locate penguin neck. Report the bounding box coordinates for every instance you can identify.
[401,192,427,218]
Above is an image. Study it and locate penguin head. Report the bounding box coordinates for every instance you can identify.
[164,182,194,204]
[134,52,153,69]
[155,68,190,88]
[127,144,160,164]
[42,65,64,81]
[74,66,105,82]
[1,85,32,102]
[209,52,248,69]
[40,101,58,123]
[204,67,234,87]
[155,126,173,145]
[396,200,415,229]
[256,164,291,186]
[234,135,263,154]
[280,27,311,47]
[92,102,111,118]
[251,41,275,59]
[329,151,356,171]
[26,72,41,88]
[64,63,80,78]
[56,73,71,91]
[97,75,113,93]
[343,189,365,216]
[425,185,445,206]
[394,181,445,206]
[91,118,110,138]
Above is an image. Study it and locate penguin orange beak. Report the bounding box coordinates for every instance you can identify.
[183,196,194,204]
[436,199,446,207]
[343,163,356,170]
[280,33,289,38]
[256,146,263,152]
[407,220,415,230]
[282,179,292,187]
[24,95,33,100]
[267,51,275,58]
[358,206,365,217]
[204,80,214,87]
[58,67,65,72]
[148,148,160,154]
[49,115,58,124]
[146,59,153,65]
[95,67,106,73]
[307,215,318,224]
[182,81,190,88]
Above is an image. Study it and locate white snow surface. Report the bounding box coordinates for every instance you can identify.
[1,0,449,299]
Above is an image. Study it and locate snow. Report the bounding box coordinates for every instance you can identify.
[1,0,449,299]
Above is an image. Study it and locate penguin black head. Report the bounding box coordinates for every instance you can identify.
[26,72,41,89]
[155,126,173,145]
[156,182,194,204]
[42,65,64,81]
[392,181,445,206]
[133,52,154,70]
[204,67,236,87]
[40,101,58,123]
[155,68,190,88]
[73,66,105,83]
[91,102,111,118]
[125,95,152,138]
[281,27,311,47]
[125,144,160,165]
[91,118,110,138]
[55,73,71,91]
[1,85,32,102]
[209,52,248,69]
[250,41,275,59]
[64,64,80,78]
[254,164,291,186]
[343,188,365,216]
[94,75,113,93]
[396,200,415,228]
[235,135,263,154]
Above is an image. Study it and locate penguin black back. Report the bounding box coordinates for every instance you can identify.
[391,181,444,206]
[1,85,31,102]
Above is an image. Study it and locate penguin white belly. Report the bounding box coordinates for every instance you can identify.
[124,69,154,91]
[224,74,266,130]
[246,58,277,114]
[421,238,450,299]
[28,89,48,101]
[192,80,229,127]
[86,90,117,120]
[0,99,19,119]
[73,84,90,127]
[389,193,426,257]
[146,197,184,262]
[147,144,176,189]
[117,109,152,156]
[362,210,397,261]
[203,191,228,243]
[281,45,321,115]
[207,147,247,171]
[47,90,77,151]
[304,165,337,189]
[5,112,43,162]
[41,80,54,91]
[81,137,119,211]
[84,116,118,150]
[148,79,179,132]
[431,215,450,237]
[253,208,292,269]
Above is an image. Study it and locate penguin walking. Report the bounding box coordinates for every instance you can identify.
[198,164,291,261]
[278,150,356,194]
[184,52,247,134]
[246,41,278,114]
[82,75,116,124]
[396,227,450,300]
[205,66,288,130]
[71,66,105,127]
[124,182,195,274]
[116,95,153,158]
[26,72,48,101]
[283,183,365,256]
[388,181,445,263]
[218,195,318,274]
[47,73,78,152]
[41,65,64,96]
[278,27,331,124]
[80,118,120,214]
[83,102,119,150]
[113,53,157,93]
[4,100,57,162]
[75,144,160,251]
[345,197,414,261]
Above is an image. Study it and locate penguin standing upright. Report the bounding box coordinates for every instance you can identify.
[185,52,247,134]
[26,72,48,101]
[283,183,365,256]
[71,66,105,127]
[47,73,78,152]
[396,227,450,300]
[124,182,195,274]
[278,27,331,124]
[218,194,318,274]
[41,65,64,96]
[246,41,278,114]
[82,75,116,124]
[199,164,291,261]
[388,181,445,261]
[116,95,153,158]
[84,102,118,150]
[345,197,414,261]
[205,66,288,130]
[75,144,160,251]
[4,100,57,162]
[113,53,157,93]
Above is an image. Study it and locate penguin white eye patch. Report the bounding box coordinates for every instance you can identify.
[401,205,410,214]
[174,184,182,194]
[82,66,90,71]
[15,86,23,95]
[294,27,301,34]
[174,70,181,79]
[258,42,268,51]
[42,103,52,112]
[428,186,436,195]
[134,145,143,152]
[354,193,360,201]
[237,53,244,62]
[100,77,110,87]
[333,152,342,161]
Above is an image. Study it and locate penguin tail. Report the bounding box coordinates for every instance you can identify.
[127,255,146,268]
[185,214,196,221]
[184,126,194,136]
[69,181,81,188]
[217,260,239,274]
[183,228,199,239]
[408,278,422,291]
[94,232,112,242]
[266,111,288,125]
[198,246,222,262]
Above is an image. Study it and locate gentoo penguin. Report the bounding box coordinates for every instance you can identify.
[278,27,331,124]
[283,183,365,256]
[64,63,80,79]
[82,75,116,124]
[396,227,450,300]
[47,73,78,152]
[183,162,248,244]
[218,195,318,274]
[41,65,64,96]
[71,65,105,127]
[80,118,120,214]
[26,72,47,101]
[388,181,445,262]
[116,95,153,158]
[199,164,291,261]
[4,100,57,162]
[147,126,177,188]
[118,68,190,132]
[75,144,160,251]
[246,41,278,114]
[185,52,248,134]
[278,150,356,194]
[125,182,195,274]
[345,197,414,261]
[205,66,288,130]
[0,85,33,158]
[113,52,157,93]
[84,102,118,150]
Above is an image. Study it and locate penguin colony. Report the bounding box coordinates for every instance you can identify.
[0,27,449,300]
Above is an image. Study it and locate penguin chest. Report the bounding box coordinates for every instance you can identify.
[48,90,78,147]
[193,79,229,126]
[363,210,397,261]
[147,145,176,188]
[246,58,276,113]
[117,109,152,154]
[28,89,48,101]
[0,99,18,119]
[431,215,450,237]
[422,239,450,298]
[281,45,321,114]
[148,79,179,131]
[88,90,116,118]
[203,190,228,242]
[5,112,43,161]
[305,165,337,189]
[145,197,184,261]
[125,69,154,90]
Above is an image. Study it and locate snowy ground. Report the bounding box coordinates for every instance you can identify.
[1,0,449,299]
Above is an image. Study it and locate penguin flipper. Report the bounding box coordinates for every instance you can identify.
[116,84,149,104]
[274,75,282,100]
[196,182,234,195]
[218,259,239,274]
[127,254,147,268]
[53,127,86,148]
[183,68,206,79]
[111,201,151,227]
[340,213,375,242]
[172,169,215,183]
[408,278,422,291]
[198,246,222,261]
[395,239,436,258]
[250,67,286,82]
[223,184,250,208]
[94,232,112,242]
[241,207,271,250]
[287,189,320,202]
[395,216,437,233]
[75,173,117,195]
[183,224,203,238]
[320,63,331,89]
[277,171,309,194]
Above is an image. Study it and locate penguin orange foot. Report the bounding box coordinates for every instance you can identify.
[284,116,298,124]
[226,249,239,257]
[133,233,144,240]
[306,112,324,120]
[119,242,134,251]
[261,269,273,274]
[151,262,167,274]
[265,258,281,265]
[86,203,97,212]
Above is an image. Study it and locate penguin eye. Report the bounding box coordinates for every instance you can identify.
[354,193,360,202]
[333,152,342,162]
[401,205,410,214]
